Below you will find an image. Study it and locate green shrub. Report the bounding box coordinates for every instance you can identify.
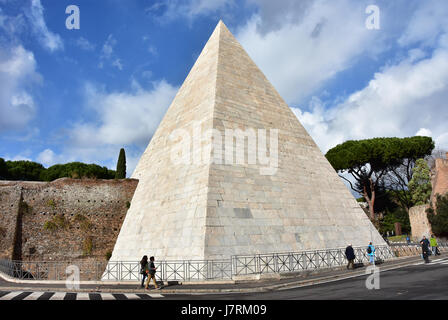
[105,250,112,260]
[43,221,58,232]
[73,214,92,231]
[43,214,69,232]
[126,201,131,209]
[47,199,56,209]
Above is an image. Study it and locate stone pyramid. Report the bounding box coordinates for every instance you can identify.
[108,21,386,262]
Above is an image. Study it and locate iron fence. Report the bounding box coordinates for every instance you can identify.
[1,243,446,282]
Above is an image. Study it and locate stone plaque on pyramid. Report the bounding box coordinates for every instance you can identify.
[108,21,386,262]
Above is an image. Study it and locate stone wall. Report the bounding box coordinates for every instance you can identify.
[0,178,138,263]
[409,204,432,240]
[432,155,448,204]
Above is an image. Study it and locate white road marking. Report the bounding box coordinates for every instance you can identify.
[23,292,45,300]
[76,293,90,300]
[124,293,141,300]
[49,292,66,300]
[0,291,24,300]
[100,293,116,300]
[148,293,164,298]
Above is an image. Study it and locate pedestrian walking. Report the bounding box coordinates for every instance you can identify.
[430,235,439,256]
[367,242,375,264]
[140,255,148,288]
[345,244,356,270]
[145,256,160,290]
[406,235,411,244]
[420,236,431,263]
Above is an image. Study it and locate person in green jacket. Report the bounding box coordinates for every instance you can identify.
[430,235,439,256]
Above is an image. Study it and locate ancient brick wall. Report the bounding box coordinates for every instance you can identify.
[0,178,138,263]
[432,155,448,202]
[409,204,432,241]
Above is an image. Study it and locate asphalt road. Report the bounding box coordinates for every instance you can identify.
[164,257,448,300]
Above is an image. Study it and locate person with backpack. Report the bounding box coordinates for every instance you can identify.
[145,256,160,290]
[420,236,431,263]
[140,255,148,288]
[367,242,375,265]
[430,235,439,256]
[345,244,356,270]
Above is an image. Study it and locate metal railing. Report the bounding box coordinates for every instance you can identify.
[2,243,446,282]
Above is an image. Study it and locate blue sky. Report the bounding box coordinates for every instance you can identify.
[1,0,448,176]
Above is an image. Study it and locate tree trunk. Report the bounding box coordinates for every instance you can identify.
[363,179,376,221]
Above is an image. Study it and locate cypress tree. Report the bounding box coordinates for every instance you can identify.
[115,148,126,179]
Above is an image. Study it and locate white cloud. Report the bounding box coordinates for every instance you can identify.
[36,148,56,167]
[236,0,382,104]
[99,34,123,70]
[0,45,41,132]
[416,128,432,137]
[293,35,448,153]
[146,0,234,22]
[60,80,178,175]
[76,37,95,51]
[26,0,63,52]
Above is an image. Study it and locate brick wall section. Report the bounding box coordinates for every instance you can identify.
[0,178,138,263]
[432,156,448,202]
[0,185,22,259]
[409,204,432,240]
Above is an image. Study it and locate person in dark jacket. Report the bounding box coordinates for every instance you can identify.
[420,236,431,263]
[140,255,148,288]
[145,256,160,290]
[345,244,356,269]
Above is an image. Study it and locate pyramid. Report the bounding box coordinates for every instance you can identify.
[108,21,386,262]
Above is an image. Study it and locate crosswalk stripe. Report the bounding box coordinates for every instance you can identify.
[0,291,24,300]
[49,292,66,300]
[23,292,46,300]
[76,293,90,300]
[0,291,165,300]
[100,293,116,300]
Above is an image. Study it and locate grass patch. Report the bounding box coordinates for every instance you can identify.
[82,237,94,256]
[73,213,92,231]
[43,214,69,232]
[387,235,408,242]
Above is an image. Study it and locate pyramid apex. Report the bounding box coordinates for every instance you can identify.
[215,19,230,32]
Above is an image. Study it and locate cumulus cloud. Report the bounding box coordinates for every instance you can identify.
[58,80,178,175]
[36,148,56,167]
[0,45,41,132]
[293,35,448,153]
[236,0,382,104]
[26,0,63,52]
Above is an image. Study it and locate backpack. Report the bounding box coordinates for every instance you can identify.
[367,246,372,254]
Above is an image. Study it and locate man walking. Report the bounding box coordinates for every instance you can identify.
[145,256,161,290]
[430,235,439,256]
[345,244,356,270]
[420,236,431,263]
[367,242,375,265]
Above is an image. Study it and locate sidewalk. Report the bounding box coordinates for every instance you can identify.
[0,253,444,294]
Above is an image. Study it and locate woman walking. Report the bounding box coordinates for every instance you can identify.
[140,255,148,288]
